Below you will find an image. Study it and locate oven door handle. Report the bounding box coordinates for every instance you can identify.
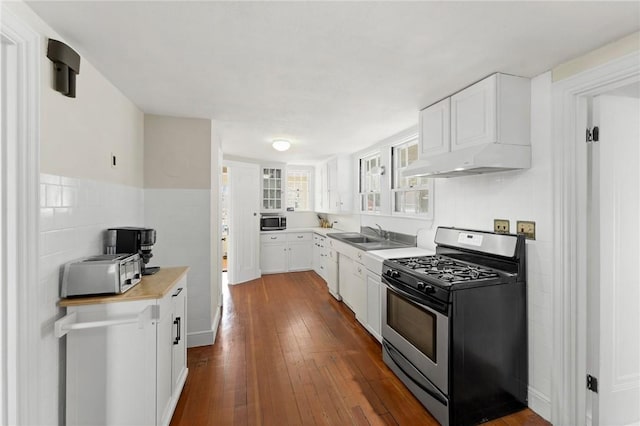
[383,277,444,314]
[383,341,448,406]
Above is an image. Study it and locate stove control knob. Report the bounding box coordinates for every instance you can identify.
[417,282,425,291]
[424,284,435,294]
[385,269,400,278]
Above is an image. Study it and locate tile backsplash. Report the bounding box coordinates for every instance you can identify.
[38,173,144,424]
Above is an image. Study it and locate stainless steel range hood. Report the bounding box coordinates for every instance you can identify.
[402,143,531,178]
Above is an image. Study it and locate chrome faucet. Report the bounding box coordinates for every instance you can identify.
[363,224,388,240]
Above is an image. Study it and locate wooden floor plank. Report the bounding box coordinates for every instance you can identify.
[170,271,549,426]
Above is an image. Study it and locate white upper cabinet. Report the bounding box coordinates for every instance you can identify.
[419,73,530,159]
[316,155,352,213]
[451,75,497,149]
[261,166,285,212]
[419,97,450,157]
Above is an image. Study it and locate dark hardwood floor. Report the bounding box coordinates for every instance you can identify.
[170,271,549,426]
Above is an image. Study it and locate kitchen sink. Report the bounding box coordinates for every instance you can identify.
[328,232,412,251]
[341,236,379,244]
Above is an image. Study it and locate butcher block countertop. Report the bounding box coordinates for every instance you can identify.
[59,266,189,307]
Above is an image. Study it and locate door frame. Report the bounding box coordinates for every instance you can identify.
[551,51,640,426]
[0,6,41,425]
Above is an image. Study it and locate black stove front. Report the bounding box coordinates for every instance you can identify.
[381,227,528,426]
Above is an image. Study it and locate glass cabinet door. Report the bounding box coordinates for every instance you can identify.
[262,167,283,210]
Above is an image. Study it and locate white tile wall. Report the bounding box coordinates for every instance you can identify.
[144,189,213,344]
[38,173,144,425]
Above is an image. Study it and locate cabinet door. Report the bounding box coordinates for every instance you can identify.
[157,292,174,426]
[339,256,354,310]
[260,242,287,273]
[261,167,284,211]
[419,98,451,158]
[366,272,382,342]
[352,261,367,325]
[451,74,497,150]
[288,241,313,271]
[66,301,156,426]
[327,250,339,298]
[171,284,187,396]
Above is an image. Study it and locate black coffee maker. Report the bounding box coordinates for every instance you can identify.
[106,227,160,275]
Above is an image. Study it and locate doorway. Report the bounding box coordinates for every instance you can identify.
[552,52,640,426]
[222,160,261,285]
[221,166,229,275]
[585,86,639,426]
[0,10,41,424]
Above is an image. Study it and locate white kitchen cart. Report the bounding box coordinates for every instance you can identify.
[56,267,189,426]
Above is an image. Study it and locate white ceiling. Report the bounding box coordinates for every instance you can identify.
[28,1,640,164]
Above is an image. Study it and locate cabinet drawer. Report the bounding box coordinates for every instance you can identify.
[261,233,286,243]
[353,262,365,278]
[287,232,311,242]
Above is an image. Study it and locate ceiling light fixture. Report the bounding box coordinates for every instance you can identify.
[272,139,291,152]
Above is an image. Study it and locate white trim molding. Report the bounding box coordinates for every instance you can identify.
[551,51,640,426]
[0,5,41,426]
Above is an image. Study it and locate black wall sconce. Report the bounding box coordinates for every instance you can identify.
[46,39,80,98]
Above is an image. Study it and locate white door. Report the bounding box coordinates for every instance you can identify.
[589,94,640,426]
[226,161,260,284]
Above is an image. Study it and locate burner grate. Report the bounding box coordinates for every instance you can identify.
[391,255,499,284]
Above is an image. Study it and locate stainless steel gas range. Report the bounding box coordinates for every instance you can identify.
[381,227,528,426]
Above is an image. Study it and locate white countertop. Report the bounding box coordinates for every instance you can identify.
[260,227,340,237]
[364,246,435,275]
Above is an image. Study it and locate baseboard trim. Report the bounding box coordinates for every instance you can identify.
[186,329,214,347]
[528,386,551,422]
[186,306,222,348]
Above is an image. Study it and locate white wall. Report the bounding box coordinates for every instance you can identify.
[144,115,219,347]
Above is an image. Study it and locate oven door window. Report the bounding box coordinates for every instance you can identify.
[387,290,436,362]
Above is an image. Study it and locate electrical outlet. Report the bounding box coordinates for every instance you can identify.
[494,219,510,234]
[516,221,536,240]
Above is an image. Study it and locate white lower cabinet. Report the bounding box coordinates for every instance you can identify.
[352,259,367,325]
[61,269,188,426]
[327,248,339,299]
[260,232,313,273]
[260,234,288,273]
[312,233,328,281]
[365,270,382,342]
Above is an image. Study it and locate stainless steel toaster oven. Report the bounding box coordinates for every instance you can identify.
[61,253,142,298]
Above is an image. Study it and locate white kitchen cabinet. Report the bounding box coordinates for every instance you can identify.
[365,270,382,342]
[419,97,450,157]
[316,155,353,213]
[419,73,530,159]
[261,166,285,211]
[339,255,354,310]
[327,248,340,300]
[287,232,313,271]
[260,233,288,273]
[59,268,188,426]
[352,258,367,325]
[260,232,313,274]
[313,233,328,281]
[158,282,188,426]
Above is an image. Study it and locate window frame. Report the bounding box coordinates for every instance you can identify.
[285,168,312,211]
[390,137,434,219]
[358,151,382,214]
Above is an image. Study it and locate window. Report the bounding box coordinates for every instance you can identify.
[392,138,433,217]
[359,152,382,213]
[286,169,311,211]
